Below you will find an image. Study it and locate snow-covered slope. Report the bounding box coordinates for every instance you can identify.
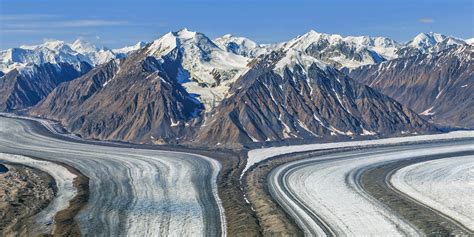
[2,30,466,75]
[214,34,275,57]
[0,40,91,73]
[214,30,467,69]
[0,39,144,73]
[214,30,401,69]
[406,32,464,52]
[112,41,147,55]
[273,48,328,76]
[283,30,400,63]
[407,32,447,49]
[147,28,251,111]
[465,38,474,45]
[396,32,467,58]
[70,39,116,65]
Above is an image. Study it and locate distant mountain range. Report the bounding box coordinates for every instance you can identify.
[215,31,468,69]
[0,39,146,73]
[1,29,472,147]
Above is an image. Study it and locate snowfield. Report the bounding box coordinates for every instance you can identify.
[147,28,250,111]
[0,116,224,236]
[391,155,474,230]
[0,153,77,234]
[268,140,473,236]
[244,131,474,177]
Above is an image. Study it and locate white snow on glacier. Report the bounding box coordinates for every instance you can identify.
[244,131,474,177]
[391,155,474,230]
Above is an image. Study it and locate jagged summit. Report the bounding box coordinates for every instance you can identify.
[70,38,99,54]
[214,33,274,58]
[404,32,466,54]
[1,38,146,73]
[20,39,72,52]
[2,28,470,146]
[408,32,446,48]
[147,28,250,111]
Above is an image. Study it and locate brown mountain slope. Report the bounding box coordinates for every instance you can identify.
[30,49,203,144]
[0,62,91,112]
[31,47,437,147]
[349,45,473,128]
[195,51,437,147]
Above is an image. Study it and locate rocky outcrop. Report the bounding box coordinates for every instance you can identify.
[350,45,473,128]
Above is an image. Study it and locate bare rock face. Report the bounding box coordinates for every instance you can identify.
[195,51,436,147]
[31,49,203,144]
[4,30,470,147]
[30,41,438,147]
[31,48,436,147]
[350,45,473,129]
[0,62,91,111]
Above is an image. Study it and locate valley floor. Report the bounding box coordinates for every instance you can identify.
[1,113,473,237]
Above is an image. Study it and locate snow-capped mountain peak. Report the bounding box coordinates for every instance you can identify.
[214,34,256,48]
[148,28,248,75]
[1,38,146,73]
[42,40,69,51]
[408,32,446,49]
[1,40,91,73]
[147,28,220,57]
[214,34,270,57]
[148,29,251,111]
[147,32,178,56]
[281,30,393,68]
[176,28,197,39]
[284,30,340,51]
[70,38,99,54]
[113,41,147,55]
[403,32,466,55]
[20,39,75,53]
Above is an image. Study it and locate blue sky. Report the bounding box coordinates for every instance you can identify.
[1,0,473,49]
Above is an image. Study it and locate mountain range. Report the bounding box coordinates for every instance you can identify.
[350,45,473,129]
[1,29,472,147]
[0,39,146,73]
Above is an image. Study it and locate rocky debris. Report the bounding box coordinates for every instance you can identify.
[0,164,55,236]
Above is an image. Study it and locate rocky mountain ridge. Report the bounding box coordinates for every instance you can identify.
[0,62,92,111]
[349,45,473,129]
[2,28,471,147]
[29,37,437,147]
[0,39,145,73]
